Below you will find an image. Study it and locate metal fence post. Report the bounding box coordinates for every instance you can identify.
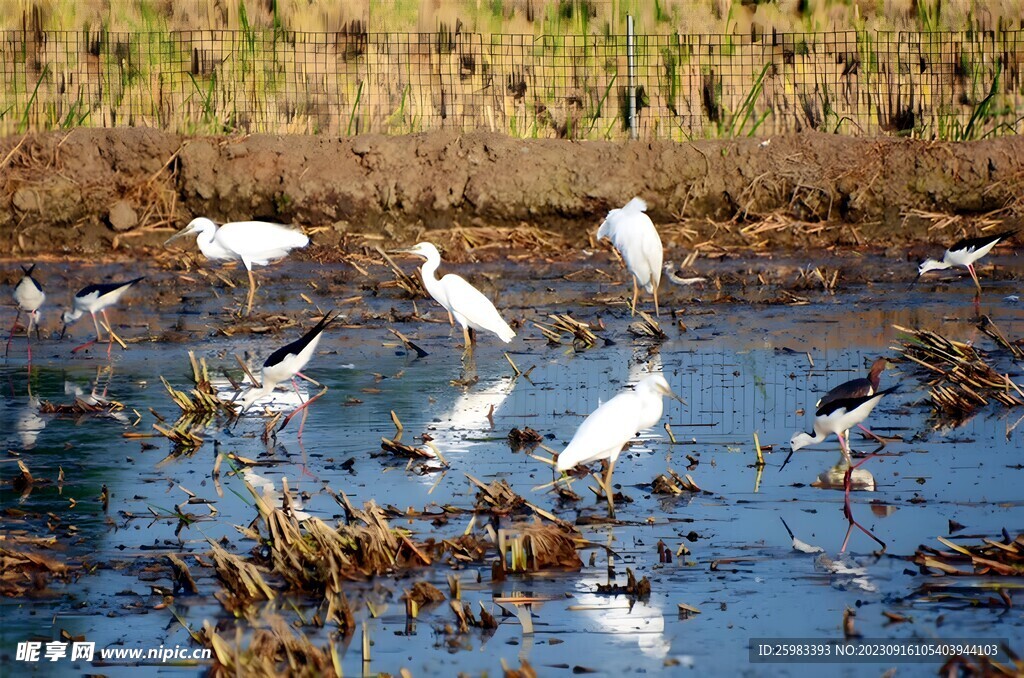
[627,14,637,139]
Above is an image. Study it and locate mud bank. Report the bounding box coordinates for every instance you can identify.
[1,128,1022,256]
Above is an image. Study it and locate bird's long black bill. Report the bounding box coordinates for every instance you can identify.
[779,447,795,472]
[59,324,67,340]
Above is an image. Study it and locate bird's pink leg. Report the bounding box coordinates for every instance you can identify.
[840,482,886,553]
[71,312,100,354]
[631,279,639,317]
[280,381,328,438]
[5,309,21,358]
[967,263,982,292]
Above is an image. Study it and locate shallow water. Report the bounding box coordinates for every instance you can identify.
[1,255,1022,676]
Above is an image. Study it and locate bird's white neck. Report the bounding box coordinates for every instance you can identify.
[418,253,445,300]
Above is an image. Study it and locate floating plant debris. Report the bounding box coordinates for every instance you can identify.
[533,313,604,349]
[893,324,1024,418]
[913,533,1024,576]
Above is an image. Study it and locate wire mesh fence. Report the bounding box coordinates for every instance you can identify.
[1,27,1021,139]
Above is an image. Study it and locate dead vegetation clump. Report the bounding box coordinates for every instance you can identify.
[498,521,584,573]
[533,313,605,349]
[940,644,1024,677]
[913,533,1024,577]
[0,543,79,597]
[200,617,339,678]
[651,468,704,495]
[507,426,543,450]
[893,323,1024,419]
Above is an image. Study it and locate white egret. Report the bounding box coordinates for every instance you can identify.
[6,264,45,361]
[394,242,515,349]
[165,217,310,315]
[556,374,683,517]
[916,230,1016,292]
[238,312,336,437]
[60,277,144,355]
[598,197,664,316]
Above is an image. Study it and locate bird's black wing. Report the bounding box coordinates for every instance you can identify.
[76,276,145,299]
[816,377,872,409]
[264,311,337,367]
[815,385,899,418]
[20,264,43,292]
[948,230,1017,254]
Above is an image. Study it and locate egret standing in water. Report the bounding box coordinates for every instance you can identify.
[61,277,144,355]
[6,264,45,361]
[556,374,683,518]
[916,230,1016,293]
[394,242,515,349]
[165,217,310,315]
[238,312,336,438]
[597,197,664,316]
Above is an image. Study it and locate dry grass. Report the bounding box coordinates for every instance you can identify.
[2,2,1021,139]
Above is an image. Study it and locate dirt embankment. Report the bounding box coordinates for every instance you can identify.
[1,128,1021,257]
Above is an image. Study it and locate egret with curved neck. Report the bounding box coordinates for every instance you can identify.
[395,242,515,350]
[165,217,310,315]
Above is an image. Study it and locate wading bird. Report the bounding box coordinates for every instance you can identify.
[165,217,310,316]
[789,386,898,471]
[788,386,899,551]
[394,242,515,349]
[6,264,45,362]
[61,277,144,355]
[238,312,336,437]
[556,374,684,518]
[916,230,1016,293]
[597,197,664,316]
[816,357,888,443]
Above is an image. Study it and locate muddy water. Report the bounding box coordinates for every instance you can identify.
[1,255,1022,676]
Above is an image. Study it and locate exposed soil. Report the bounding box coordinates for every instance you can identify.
[1,128,1023,257]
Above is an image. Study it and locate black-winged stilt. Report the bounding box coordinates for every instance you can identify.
[916,230,1016,292]
[816,357,888,443]
[60,277,144,355]
[6,264,45,362]
[238,311,337,437]
[788,385,899,551]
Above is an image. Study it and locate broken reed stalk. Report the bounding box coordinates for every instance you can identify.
[893,324,1024,418]
[532,313,602,348]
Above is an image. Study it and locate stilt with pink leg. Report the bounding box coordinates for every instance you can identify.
[61,277,143,356]
[6,264,45,364]
[238,312,337,440]
[787,386,899,552]
[915,230,1016,294]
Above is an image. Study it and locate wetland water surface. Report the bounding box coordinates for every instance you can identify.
[1,255,1022,676]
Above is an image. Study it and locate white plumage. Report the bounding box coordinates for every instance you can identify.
[166,217,310,315]
[7,264,45,360]
[399,242,515,348]
[597,197,664,316]
[557,374,680,517]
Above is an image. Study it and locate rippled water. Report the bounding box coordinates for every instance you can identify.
[1,256,1022,676]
